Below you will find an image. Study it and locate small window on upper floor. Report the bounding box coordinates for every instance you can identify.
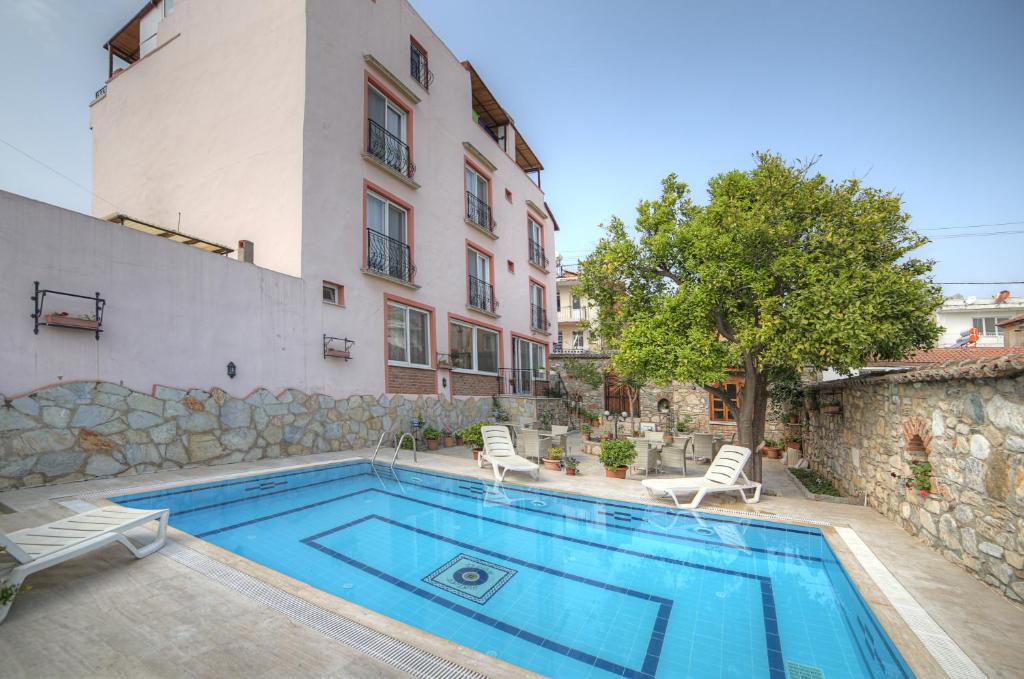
[322,282,343,306]
[505,188,512,203]
[164,0,174,17]
[507,259,515,273]
[410,38,432,90]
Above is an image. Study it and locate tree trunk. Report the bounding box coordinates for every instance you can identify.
[737,367,768,483]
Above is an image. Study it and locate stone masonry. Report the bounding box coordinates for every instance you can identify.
[0,381,499,490]
[803,355,1024,602]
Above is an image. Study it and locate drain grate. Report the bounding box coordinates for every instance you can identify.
[162,541,488,679]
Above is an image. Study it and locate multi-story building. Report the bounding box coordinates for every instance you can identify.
[552,263,604,355]
[935,291,1024,347]
[89,0,557,398]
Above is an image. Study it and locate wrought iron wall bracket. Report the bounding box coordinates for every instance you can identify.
[31,281,105,340]
[323,335,355,360]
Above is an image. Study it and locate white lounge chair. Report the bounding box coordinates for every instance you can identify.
[479,425,540,483]
[642,445,761,509]
[0,505,169,624]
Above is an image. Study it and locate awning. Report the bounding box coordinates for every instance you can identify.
[464,61,543,174]
[103,1,158,64]
[105,214,234,255]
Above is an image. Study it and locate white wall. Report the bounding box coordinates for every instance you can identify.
[0,191,330,397]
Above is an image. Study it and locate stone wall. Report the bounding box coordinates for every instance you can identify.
[803,356,1024,602]
[0,381,495,490]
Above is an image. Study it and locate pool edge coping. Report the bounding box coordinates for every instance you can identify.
[67,454,978,679]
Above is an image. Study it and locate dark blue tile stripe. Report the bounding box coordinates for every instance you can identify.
[399,476,827,564]
[192,488,374,538]
[303,515,669,679]
[759,579,786,679]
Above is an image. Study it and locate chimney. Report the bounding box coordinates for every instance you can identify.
[237,240,254,263]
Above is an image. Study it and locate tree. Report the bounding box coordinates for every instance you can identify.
[577,153,943,480]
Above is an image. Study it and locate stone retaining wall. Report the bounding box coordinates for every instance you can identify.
[803,356,1024,602]
[0,381,495,490]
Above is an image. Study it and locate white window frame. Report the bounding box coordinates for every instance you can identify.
[571,330,585,350]
[450,320,499,375]
[465,165,489,205]
[322,282,342,306]
[972,316,1010,337]
[387,302,431,369]
[368,84,406,142]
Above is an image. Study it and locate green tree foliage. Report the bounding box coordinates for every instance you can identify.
[578,153,943,479]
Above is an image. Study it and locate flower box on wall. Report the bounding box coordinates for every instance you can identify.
[324,348,351,359]
[44,313,99,330]
[822,404,842,415]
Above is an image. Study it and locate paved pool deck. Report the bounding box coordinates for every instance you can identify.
[1,439,1022,678]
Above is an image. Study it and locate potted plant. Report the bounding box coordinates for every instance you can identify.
[599,439,636,479]
[461,421,485,460]
[564,456,580,476]
[423,426,440,451]
[543,446,563,471]
[581,423,592,441]
[762,439,782,459]
[441,425,454,448]
[675,414,692,434]
[784,434,802,452]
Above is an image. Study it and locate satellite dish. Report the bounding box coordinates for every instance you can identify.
[965,296,977,305]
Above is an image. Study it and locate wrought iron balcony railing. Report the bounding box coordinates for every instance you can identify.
[528,239,549,269]
[367,119,415,179]
[530,303,549,331]
[410,45,434,90]
[366,229,415,282]
[465,191,494,233]
[467,275,498,314]
[495,368,552,396]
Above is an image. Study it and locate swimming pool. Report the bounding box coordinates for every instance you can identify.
[114,461,914,678]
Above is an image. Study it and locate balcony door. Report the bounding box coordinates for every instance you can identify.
[367,191,408,280]
[513,337,546,395]
[368,86,405,141]
[467,248,491,310]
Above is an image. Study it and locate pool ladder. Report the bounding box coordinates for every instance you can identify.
[371,430,417,469]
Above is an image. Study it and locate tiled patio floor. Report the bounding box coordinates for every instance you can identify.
[1,437,1022,678]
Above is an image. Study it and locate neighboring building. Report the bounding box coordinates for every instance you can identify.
[552,263,604,355]
[997,315,1024,348]
[935,291,1024,347]
[88,0,558,399]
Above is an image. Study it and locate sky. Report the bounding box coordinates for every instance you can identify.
[1,0,1021,298]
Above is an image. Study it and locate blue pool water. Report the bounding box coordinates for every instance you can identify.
[115,462,914,678]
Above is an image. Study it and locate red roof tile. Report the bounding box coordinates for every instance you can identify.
[872,346,1024,366]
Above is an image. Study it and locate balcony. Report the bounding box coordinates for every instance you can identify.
[367,119,415,180]
[557,307,589,323]
[366,229,415,284]
[468,276,499,315]
[465,192,495,235]
[528,239,549,271]
[530,304,549,332]
[410,44,433,91]
[495,368,555,397]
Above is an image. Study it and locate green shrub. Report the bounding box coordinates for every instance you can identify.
[785,434,802,444]
[460,422,486,449]
[581,423,592,434]
[675,414,693,433]
[423,427,440,440]
[789,468,840,496]
[547,446,563,460]
[763,439,782,449]
[599,439,636,469]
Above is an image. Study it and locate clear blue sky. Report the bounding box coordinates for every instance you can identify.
[2,1,1021,297]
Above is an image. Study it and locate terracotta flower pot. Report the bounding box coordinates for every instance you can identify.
[426,439,439,451]
[565,468,577,476]
[443,436,454,447]
[763,446,782,459]
[582,433,590,441]
[472,448,481,460]
[663,432,673,444]
[785,442,801,451]
[542,459,561,471]
[605,466,628,479]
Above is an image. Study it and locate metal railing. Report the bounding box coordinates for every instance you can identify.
[366,229,415,282]
[557,307,590,323]
[465,192,494,233]
[530,304,549,331]
[410,45,434,90]
[528,239,549,269]
[94,85,107,99]
[468,276,498,314]
[495,368,552,396]
[367,119,415,179]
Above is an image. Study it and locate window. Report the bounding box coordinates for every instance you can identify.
[465,165,491,230]
[513,337,547,394]
[507,259,515,273]
[322,282,343,305]
[367,84,412,177]
[571,294,581,310]
[450,321,498,374]
[467,248,495,312]
[366,190,412,281]
[571,330,585,350]
[387,302,430,368]
[556,290,561,310]
[528,217,546,268]
[410,39,431,90]
[972,317,1010,337]
[163,0,174,16]
[505,189,512,203]
[710,381,742,422]
[530,282,547,330]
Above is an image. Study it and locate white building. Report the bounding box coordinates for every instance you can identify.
[936,291,1024,347]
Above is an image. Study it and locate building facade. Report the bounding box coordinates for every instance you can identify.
[89,0,558,400]
[552,264,604,354]
[935,291,1024,348]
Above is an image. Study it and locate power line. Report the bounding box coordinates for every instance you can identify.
[0,135,120,212]
[936,281,1024,285]
[931,229,1024,240]
[917,219,1024,232]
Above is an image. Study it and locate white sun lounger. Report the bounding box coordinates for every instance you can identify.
[642,445,761,509]
[0,505,169,624]
[478,425,540,483]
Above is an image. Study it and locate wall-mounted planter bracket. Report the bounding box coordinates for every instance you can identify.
[31,281,105,340]
[323,335,355,360]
